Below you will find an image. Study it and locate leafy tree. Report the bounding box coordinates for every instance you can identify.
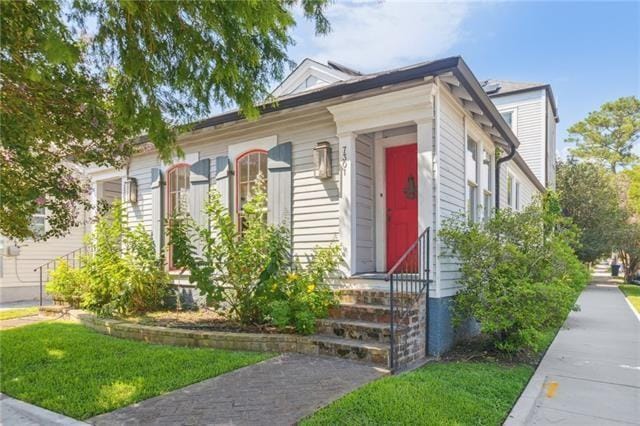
[556,160,626,263]
[616,223,640,283]
[1,0,330,241]
[566,96,640,173]
[615,168,640,281]
[621,165,640,217]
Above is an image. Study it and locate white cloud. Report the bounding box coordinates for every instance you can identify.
[296,1,472,72]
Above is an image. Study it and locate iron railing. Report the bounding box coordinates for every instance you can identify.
[385,227,431,371]
[33,245,89,306]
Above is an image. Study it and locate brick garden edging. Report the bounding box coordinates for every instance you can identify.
[39,306,317,355]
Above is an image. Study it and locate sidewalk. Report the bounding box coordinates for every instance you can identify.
[0,394,87,426]
[505,266,640,425]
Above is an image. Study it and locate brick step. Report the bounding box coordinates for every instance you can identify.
[328,303,392,323]
[316,318,408,344]
[311,335,389,366]
[337,289,418,306]
[329,303,418,324]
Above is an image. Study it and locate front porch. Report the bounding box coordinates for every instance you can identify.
[328,84,436,287]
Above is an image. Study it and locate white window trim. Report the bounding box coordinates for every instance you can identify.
[481,147,494,221]
[507,171,521,211]
[499,107,518,134]
[507,172,514,209]
[31,207,47,238]
[228,135,277,165]
[465,132,481,223]
[161,152,200,171]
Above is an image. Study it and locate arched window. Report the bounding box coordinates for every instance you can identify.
[166,163,190,269]
[236,150,268,230]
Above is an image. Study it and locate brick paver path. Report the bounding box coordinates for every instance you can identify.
[90,353,385,426]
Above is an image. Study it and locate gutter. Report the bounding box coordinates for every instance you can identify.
[194,56,460,130]
[132,56,545,195]
[495,144,517,209]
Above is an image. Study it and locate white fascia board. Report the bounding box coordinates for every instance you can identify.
[272,59,352,98]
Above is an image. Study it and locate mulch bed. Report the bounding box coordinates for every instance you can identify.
[441,335,546,366]
[123,309,296,334]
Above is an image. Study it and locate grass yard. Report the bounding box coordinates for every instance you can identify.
[0,322,272,419]
[619,284,640,312]
[303,361,534,426]
[0,307,39,320]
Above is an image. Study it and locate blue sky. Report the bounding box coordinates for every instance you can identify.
[287,1,640,158]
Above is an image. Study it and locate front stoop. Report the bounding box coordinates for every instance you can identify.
[311,289,412,368]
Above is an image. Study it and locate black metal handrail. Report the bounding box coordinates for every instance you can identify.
[385,227,431,371]
[33,245,89,306]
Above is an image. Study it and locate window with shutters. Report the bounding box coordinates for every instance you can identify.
[166,163,190,269]
[236,150,268,232]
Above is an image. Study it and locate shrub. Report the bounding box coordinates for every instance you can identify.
[440,191,589,353]
[121,224,172,313]
[267,245,342,334]
[76,202,170,316]
[46,260,86,307]
[169,177,341,333]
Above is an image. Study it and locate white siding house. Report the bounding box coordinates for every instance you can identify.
[483,80,559,188]
[0,223,88,303]
[0,172,123,304]
[39,57,555,357]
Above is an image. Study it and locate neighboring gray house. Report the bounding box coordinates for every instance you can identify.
[71,56,556,367]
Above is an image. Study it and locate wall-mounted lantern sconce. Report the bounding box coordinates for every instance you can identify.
[124,177,138,204]
[313,141,332,179]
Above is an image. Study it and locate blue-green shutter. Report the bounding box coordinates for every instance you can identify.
[215,155,233,215]
[267,142,292,228]
[150,168,164,256]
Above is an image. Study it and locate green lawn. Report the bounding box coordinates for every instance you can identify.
[620,284,640,312]
[303,361,533,426]
[0,307,39,320]
[0,322,272,419]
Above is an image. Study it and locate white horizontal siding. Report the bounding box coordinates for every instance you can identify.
[437,95,466,294]
[546,96,557,188]
[0,217,89,289]
[124,106,341,264]
[500,162,540,210]
[492,89,546,185]
[355,135,375,273]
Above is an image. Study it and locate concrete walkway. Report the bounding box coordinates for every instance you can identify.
[0,394,87,426]
[0,315,49,330]
[90,353,385,426]
[506,266,640,425]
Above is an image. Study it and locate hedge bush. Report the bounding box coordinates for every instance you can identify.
[440,192,590,353]
[46,260,87,307]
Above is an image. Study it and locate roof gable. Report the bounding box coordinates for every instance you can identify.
[271,58,356,98]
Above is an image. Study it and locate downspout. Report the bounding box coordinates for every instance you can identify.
[494,140,516,210]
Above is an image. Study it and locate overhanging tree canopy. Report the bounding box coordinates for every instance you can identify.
[0,0,330,241]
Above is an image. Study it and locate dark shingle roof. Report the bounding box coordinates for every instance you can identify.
[481,79,546,95]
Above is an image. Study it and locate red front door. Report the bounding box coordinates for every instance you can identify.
[385,144,418,270]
